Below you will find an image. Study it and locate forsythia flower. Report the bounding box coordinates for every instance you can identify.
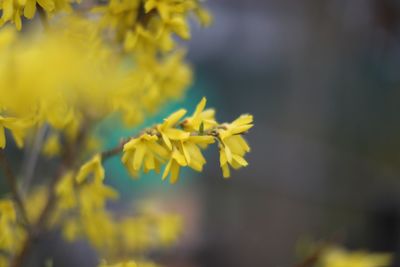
[122,134,169,176]
[0,0,79,30]
[217,115,253,178]
[0,116,28,149]
[0,200,16,250]
[121,97,253,183]
[76,154,105,183]
[321,247,392,267]
[181,97,217,132]
[42,133,61,157]
[157,109,189,150]
[99,260,160,267]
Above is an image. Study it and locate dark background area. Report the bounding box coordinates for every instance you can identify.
[184,0,400,266]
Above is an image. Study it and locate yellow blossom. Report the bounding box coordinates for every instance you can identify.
[181,97,217,132]
[157,109,189,150]
[162,145,187,184]
[218,114,253,178]
[100,260,161,267]
[0,116,28,148]
[321,247,392,267]
[0,199,23,252]
[122,134,169,177]
[42,133,61,157]
[179,135,214,172]
[76,154,105,183]
[55,172,77,210]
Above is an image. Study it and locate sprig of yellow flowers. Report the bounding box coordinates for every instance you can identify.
[76,97,253,184]
[0,0,255,266]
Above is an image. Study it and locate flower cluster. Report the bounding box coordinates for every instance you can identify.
[0,0,78,30]
[0,0,255,266]
[122,97,253,183]
[94,0,211,54]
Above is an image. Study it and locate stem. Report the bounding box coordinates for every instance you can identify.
[21,125,48,195]
[0,150,31,230]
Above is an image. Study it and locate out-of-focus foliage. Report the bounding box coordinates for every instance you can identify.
[0,0,254,266]
[319,247,392,267]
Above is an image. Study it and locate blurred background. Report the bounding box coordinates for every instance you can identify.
[183,0,400,266]
[7,0,400,266]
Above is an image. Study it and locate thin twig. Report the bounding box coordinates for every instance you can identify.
[21,125,48,195]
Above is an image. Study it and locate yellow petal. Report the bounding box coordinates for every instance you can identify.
[188,135,214,144]
[162,158,172,180]
[133,143,146,170]
[172,148,186,166]
[232,154,248,167]
[181,141,190,164]
[169,161,180,184]
[2,0,14,21]
[164,128,190,140]
[232,114,253,127]
[147,141,169,159]
[37,0,55,11]
[161,132,172,150]
[24,0,37,19]
[222,163,230,178]
[164,109,186,128]
[223,145,232,163]
[193,97,206,117]
[144,152,155,171]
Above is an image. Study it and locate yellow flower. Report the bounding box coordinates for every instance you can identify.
[76,154,105,184]
[179,135,214,172]
[0,116,29,149]
[144,0,195,21]
[218,114,253,178]
[99,260,160,267]
[0,0,78,30]
[122,133,169,177]
[321,247,392,267]
[23,0,55,19]
[55,172,77,210]
[181,97,217,132]
[157,214,182,246]
[42,133,61,157]
[157,109,189,150]
[162,144,187,184]
[0,199,22,251]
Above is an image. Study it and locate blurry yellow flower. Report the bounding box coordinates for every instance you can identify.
[0,116,29,149]
[62,218,80,242]
[25,187,48,223]
[99,259,160,267]
[76,154,105,184]
[321,247,392,267]
[42,133,61,157]
[0,199,19,251]
[157,214,182,246]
